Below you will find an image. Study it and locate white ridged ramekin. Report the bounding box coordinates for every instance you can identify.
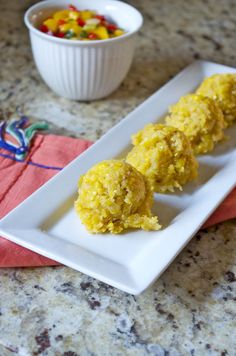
[24,0,143,101]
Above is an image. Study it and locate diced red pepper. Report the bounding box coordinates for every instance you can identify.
[39,24,49,33]
[107,24,117,32]
[101,20,109,27]
[58,19,66,25]
[95,15,105,21]
[88,33,98,40]
[54,32,65,38]
[68,4,78,12]
[77,18,85,27]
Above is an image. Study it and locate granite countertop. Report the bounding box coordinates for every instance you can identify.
[0,0,236,355]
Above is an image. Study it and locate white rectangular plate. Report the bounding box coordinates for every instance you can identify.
[0,60,236,294]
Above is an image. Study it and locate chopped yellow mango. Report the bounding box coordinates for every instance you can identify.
[43,18,58,32]
[114,29,125,37]
[53,10,70,20]
[68,10,80,20]
[80,10,93,21]
[59,23,72,32]
[71,25,82,35]
[93,26,109,39]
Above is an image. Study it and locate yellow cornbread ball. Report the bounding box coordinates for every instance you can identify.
[126,124,198,193]
[196,73,236,125]
[165,94,226,155]
[75,160,161,234]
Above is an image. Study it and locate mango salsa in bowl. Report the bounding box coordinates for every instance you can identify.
[40,5,125,40]
[24,0,143,100]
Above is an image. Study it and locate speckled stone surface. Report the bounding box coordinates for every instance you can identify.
[0,0,236,355]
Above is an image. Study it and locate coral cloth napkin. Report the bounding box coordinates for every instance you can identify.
[0,133,235,267]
